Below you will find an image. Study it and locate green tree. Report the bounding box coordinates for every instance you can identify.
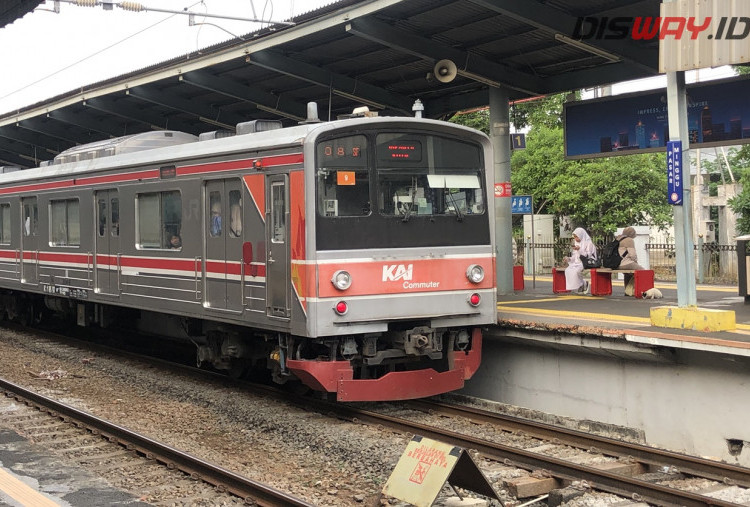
[729,172,750,235]
[449,107,489,135]
[726,145,750,234]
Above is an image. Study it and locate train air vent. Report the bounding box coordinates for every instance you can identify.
[199,129,236,141]
[52,131,198,165]
[0,166,21,173]
[236,120,283,135]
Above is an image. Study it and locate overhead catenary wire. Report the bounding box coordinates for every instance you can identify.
[1,0,293,105]
[0,1,203,103]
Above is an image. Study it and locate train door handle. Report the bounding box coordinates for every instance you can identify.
[268,255,275,264]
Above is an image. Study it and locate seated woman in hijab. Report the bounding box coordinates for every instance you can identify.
[617,226,643,296]
[565,227,596,293]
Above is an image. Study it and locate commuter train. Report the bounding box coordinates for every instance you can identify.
[0,105,496,401]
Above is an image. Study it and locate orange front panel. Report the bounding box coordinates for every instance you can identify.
[289,171,307,310]
[318,257,494,298]
[242,174,265,222]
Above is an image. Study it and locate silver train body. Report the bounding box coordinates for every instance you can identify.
[0,114,496,401]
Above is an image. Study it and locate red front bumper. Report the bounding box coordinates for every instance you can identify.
[286,329,482,402]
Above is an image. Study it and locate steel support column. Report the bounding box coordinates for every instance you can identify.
[666,71,696,306]
[490,87,513,295]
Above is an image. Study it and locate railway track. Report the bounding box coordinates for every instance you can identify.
[0,377,314,507]
[413,399,750,488]
[351,399,750,506]
[4,323,750,505]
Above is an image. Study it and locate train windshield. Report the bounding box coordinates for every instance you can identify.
[315,130,489,250]
[375,133,484,218]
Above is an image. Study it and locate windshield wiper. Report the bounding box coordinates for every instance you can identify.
[445,189,463,222]
[401,179,418,223]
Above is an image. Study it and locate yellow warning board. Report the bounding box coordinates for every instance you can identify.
[383,436,459,507]
[382,435,500,507]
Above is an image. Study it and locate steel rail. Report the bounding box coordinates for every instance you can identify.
[316,401,738,507]
[410,399,750,488]
[0,378,314,507]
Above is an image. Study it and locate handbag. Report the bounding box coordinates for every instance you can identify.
[580,254,601,269]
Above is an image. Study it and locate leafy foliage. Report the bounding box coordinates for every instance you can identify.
[510,93,571,130]
[450,107,489,135]
[728,173,750,235]
[726,145,750,234]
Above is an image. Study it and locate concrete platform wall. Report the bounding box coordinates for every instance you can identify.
[462,338,750,466]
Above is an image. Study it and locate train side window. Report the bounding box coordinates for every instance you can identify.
[209,191,222,237]
[0,204,10,244]
[97,199,107,237]
[23,201,38,237]
[271,183,285,243]
[137,191,182,249]
[229,190,241,237]
[111,198,119,237]
[50,199,80,247]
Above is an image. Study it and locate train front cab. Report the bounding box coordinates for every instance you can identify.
[285,120,496,401]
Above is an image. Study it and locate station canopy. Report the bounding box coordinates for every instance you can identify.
[0,0,43,29]
[0,0,660,168]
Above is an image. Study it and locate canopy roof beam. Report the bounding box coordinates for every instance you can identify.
[179,71,307,122]
[248,49,414,114]
[345,18,544,95]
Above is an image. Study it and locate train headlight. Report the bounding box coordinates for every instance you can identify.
[466,264,485,284]
[331,270,352,290]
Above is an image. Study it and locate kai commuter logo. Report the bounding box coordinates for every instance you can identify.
[382,264,413,282]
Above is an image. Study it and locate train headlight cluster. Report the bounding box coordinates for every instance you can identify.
[331,270,352,290]
[466,264,485,284]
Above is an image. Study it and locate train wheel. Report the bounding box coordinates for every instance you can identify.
[227,359,250,379]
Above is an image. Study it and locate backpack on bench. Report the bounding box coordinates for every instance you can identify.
[602,238,624,269]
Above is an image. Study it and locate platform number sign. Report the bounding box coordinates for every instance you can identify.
[511,133,526,150]
[667,140,683,205]
[511,195,532,214]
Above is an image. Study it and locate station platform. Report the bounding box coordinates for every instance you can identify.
[0,428,143,507]
[497,275,750,358]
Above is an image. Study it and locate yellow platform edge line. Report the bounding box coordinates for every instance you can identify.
[0,467,60,507]
[498,305,652,325]
[650,306,736,332]
[498,304,750,333]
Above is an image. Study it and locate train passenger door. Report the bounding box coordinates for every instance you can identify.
[94,190,120,295]
[205,179,243,311]
[20,198,38,285]
[266,175,290,318]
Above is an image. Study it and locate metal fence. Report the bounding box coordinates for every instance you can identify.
[515,238,738,284]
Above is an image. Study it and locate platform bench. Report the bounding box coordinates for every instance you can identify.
[552,267,654,298]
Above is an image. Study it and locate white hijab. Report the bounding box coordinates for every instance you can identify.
[573,227,597,258]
